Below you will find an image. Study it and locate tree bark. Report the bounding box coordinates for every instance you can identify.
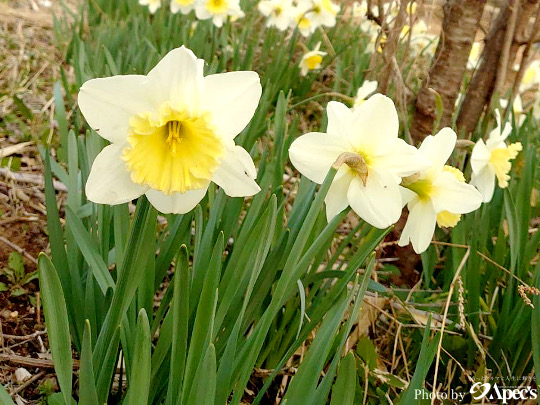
[410,0,487,143]
[457,0,539,137]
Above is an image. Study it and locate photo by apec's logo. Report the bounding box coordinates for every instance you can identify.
[415,382,538,403]
[470,382,537,403]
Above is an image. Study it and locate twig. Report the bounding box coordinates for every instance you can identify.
[10,370,46,396]
[0,353,80,370]
[0,331,46,341]
[493,0,520,99]
[0,236,37,265]
[0,167,67,192]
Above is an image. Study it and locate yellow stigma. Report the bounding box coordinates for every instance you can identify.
[305,54,323,70]
[436,165,466,228]
[206,0,227,13]
[489,142,522,188]
[122,104,224,195]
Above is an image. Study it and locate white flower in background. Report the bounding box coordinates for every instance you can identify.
[171,0,196,14]
[467,41,483,70]
[195,0,244,27]
[534,95,540,120]
[519,60,540,92]
[352,1,367,18]
[305,0,340,28]
[139,0,161,13]
[354,80,378,108]
[500,95,525,128]
[291,3,317,37]
[79,46,262,214]
[470,110,522,203]
[402,20,437,56]
[289,94,430,228]
[398,129,482,253]
[258,0,293,31]
[299,42,326,76]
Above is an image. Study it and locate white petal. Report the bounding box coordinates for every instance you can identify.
[78,75,154,143]
[203,71,262,139]
[399,186,418,208]
[324,166,354,221]
[418,127,457,171]
[289,132,350,184]
[145,187,208,214]
[326,101,353,139]
[398,199,437,254]
[470,139,491,174]
[371,138,431,177]
[85,144,148,205]
[432,172,483,213]
[348,94,399,152]
[471,165,496,203]
[212,145,261,197]
[147,46,204,113]
[347,169,403,229]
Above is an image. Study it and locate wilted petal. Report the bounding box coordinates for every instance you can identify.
[86,144,148,204]
[289,132,350,184]
[145,187,208,214]
[212,145,260,197]
[203,71,262,139]
[347,169,402,228]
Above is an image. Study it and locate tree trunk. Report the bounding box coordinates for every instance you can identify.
[457,0,539,137]
[410,0,487,143]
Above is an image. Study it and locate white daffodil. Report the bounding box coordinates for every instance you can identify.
[354,80,378,108]
[470,110,522,203]
[305,0,340,28]
[519,60,540,92]
[352,1,367,18]
[258,0,293,31]
[299,42,326,76]
[291,3,317,37]
[398,128,483,254]
[402,20,437,57]
[195,0,244,27]
[139,0,161,13]
[289,94,430,229]
[79,46,262,214]
[171,0,196,14]
[500,95,526,128]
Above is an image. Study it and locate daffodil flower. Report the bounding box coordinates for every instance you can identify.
[171,0,196,14]
[519,60,540,92]
[467,42,483,70]
[292,3,317,37]
[398,128,483,253]
[258,0,293,31]
[79,46,262,214]
[500,95,526,128]
[470,110,522,203]
[289,94,430,229]
[353,80,378,108]
[305,0,340,28]
[139,0,161,13]
[299,42,326,76]
[195,0,244,27]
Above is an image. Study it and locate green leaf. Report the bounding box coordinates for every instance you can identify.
[0,383,14,405]
[128,309,152,405]
[186,344,217,405]
[330,352,356,405]
[8,251,24,278]
[79,321,99,405]
[38,254,73,405]
[0,282,7,292]
[356,336,378,370]
[166,246,190,404]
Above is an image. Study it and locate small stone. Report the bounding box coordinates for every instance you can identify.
[14,368,32,383]
[10,311,19,318]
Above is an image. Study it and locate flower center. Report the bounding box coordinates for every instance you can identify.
[306,54,323,70]
[489,142,522,188]
[405,178,433,201]
[298,16,311,30]
[207,0,227,13]
[122,104,224,195]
